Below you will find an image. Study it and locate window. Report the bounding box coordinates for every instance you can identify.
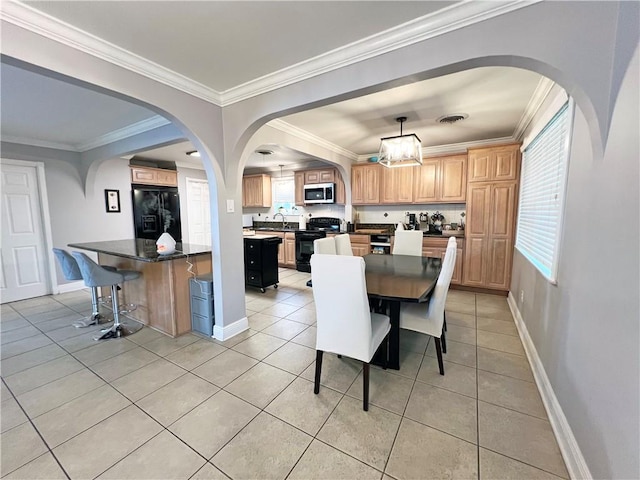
[515,100,573,284]
[272,177,296,214]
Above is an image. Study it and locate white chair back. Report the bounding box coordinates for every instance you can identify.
[313,237,336,255]
[447,236,457,248]
[426,244,457,329]
[392,230,423,256]
[334,234,353,256]
[311,254,374,362]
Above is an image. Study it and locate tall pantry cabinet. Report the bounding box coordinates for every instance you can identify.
[463,144,520,291]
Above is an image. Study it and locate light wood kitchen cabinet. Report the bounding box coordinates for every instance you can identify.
[273,232,286,265]
[284,233,296,267]
[413,155,466,203]
[242,174,272,208]
[350,234,371,256]
[413,159,439,203]
[421,237,464,285]
[351,164,381,205]
[294,168,345,205]
[304,169,334,184]
[468,144,520,183]
[462,173,519,290]
[294,172,305,205]
[130,166,178,187]
[381,165,414,204]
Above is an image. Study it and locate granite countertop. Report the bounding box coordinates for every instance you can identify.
[251,226,465,237]
[68,239,212,263]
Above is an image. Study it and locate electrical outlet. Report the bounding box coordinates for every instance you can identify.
[520,290,525,304]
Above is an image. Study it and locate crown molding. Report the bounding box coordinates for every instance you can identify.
[0,135,78,151]
[77,115,170,151]
[0,1,222,104]
[268,119,359,162]
[512,76,556,140]
[221,1,542,105]
[2,0,540,108]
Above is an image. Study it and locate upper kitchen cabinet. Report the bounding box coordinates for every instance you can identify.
[242,174,272,208]
[413,154,467,203]
[351,164,381,205]
[295,167,345,205]
[468,144,520,183]
[130,166,178,187]
[380,164,414,204]
[304,169,334,184]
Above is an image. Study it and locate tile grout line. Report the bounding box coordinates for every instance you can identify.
[475,294,481,480]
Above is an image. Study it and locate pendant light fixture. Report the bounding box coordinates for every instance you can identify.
[378,116,423,168]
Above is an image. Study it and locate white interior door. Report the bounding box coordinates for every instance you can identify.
[1,161,51,303]
[186,178,211,247]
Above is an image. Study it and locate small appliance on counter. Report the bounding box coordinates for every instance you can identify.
[404,212,420,230]
[430,211,445,233]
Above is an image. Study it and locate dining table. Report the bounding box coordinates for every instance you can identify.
[364,253,442,370]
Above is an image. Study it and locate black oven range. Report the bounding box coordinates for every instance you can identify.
[295,217,341,272]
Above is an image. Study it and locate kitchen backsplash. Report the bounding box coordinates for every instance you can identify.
[352,204,466,228]
[242,203,347,223]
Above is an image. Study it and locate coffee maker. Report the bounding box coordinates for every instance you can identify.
[407,213,419,230]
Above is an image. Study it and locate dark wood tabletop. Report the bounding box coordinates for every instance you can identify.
[363,254,442,370]
[364,254,441,302]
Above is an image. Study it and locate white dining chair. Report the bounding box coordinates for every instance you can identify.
[313,237,336,255]
[310,254,390,411]
[334,234,353,256]
[399,243,457,375]
[392,230,423,256]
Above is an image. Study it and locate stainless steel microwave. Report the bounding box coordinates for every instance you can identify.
[303,183,335,204]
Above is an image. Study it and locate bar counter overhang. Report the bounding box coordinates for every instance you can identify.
[68,239,213,337]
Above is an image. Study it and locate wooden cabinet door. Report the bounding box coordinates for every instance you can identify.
[242,175,271,207]
[463,184,491,286]
[351,165,367,204]
[131,166,157,184]
[468,150,492,183]
[422,246,440,258]
[363,165,381,204]
[439,155,466,202]
[294,172,305,205]
[413,159,439,203]
[304,169,334,184]
[352,244,370,257]
[493,147,519,181]
[485,183,517,289]
[156,170,178,186]
[381,166,414,204]
[284,235,296,266]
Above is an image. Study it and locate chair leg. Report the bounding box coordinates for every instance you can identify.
[314,350,323,394]
[434,337,445,375]
[444,310,447,332]
[441,328,447,354]
[363,362,370,411]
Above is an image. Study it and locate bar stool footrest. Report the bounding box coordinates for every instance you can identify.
[73,313,114,328]
[94,320,143,341]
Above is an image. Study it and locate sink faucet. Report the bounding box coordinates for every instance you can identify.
[274,212,287,229]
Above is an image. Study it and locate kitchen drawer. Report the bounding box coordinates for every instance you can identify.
[245,271,263,286]
[245,253,262,269]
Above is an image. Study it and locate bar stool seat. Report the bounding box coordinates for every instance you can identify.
[72,252,142,340]
[52,248,115,328]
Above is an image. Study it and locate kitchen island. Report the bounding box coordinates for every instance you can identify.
[68,239,212,337]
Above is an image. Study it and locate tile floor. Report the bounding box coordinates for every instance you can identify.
[0,268,569,479]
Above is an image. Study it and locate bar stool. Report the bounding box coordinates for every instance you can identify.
[52,248,113,328]
[72,252,142,340]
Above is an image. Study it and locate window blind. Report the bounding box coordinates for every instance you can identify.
[515,101,571,283]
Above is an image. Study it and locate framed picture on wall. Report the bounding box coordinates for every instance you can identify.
[105,189,121,213]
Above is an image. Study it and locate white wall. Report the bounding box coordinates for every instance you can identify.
[510,47,639,480]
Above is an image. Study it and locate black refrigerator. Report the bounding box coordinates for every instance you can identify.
[132,186,182,242]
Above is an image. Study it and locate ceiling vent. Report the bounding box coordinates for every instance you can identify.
[437,114,468,124]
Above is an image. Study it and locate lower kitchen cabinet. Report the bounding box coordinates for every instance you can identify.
[350,234,371,256]
[244,236,282,292]
[284,233,296,267]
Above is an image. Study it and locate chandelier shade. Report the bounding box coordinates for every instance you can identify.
[378,116,423,168]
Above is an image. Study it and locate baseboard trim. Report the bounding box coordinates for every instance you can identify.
[212,316,249,341]
[56,281,86,294]
[507,292,592,480]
